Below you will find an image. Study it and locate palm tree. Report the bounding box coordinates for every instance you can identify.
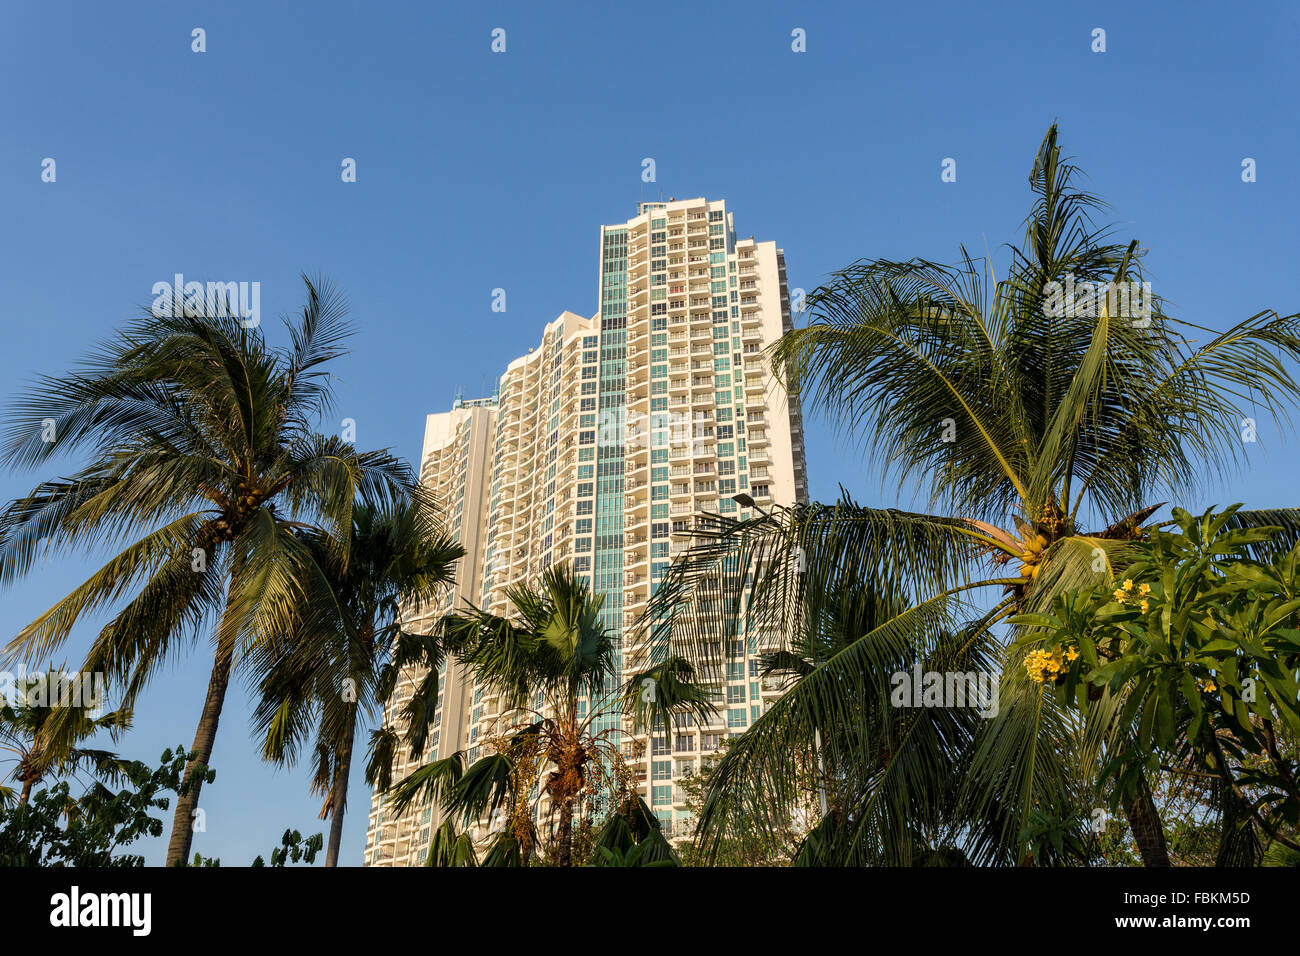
[644,125,1300,866]
[0,670,131,804]
[389,563,710,866]
[251,492,464,866]
[0,277,412,864]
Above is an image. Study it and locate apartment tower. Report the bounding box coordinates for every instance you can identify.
[364,198,807,863]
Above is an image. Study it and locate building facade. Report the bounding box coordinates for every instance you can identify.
[364,198,807,863]
[363,397,497,866]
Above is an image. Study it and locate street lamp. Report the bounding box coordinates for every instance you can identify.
[732,492,771,518]
[732,493,823,812]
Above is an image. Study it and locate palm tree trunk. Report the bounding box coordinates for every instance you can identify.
[19,779,33,804]
[165,646,233,866]
[325,701,358,867]
[556,794,575,867]
[1121,768,1170,866]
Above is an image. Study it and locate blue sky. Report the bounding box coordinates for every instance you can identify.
[1,0,1297,865]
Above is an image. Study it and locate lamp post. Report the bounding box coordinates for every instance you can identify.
[731,494,828,821]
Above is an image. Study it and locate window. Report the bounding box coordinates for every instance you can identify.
[727,708,747,729]
[727,685,746,703]
[652,760,672,781]
[652,785,672,806]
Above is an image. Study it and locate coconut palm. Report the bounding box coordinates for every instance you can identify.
[0,670,131,805]
[0,277,412,864]
[644,125,1300,866]
[388,563,710,866]
[251,492,464,867]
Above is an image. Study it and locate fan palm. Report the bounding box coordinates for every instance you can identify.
[644,125,1300,866]
[389,563,710,866]
[0,276,412,864]
[251,492,464,866]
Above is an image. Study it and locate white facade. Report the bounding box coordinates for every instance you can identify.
[365,198,807,863]
[363,399,496,866]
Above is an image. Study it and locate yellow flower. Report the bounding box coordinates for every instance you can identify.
[1024,648,1073,685]
[1122,579,1134,591]
[1112,589,1127,602]
[1064,647,1079,662]
[1138,583,1151,595]
[1201,679,1216,693]
[1139,600,1149,613]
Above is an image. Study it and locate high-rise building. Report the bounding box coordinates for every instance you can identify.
[364,197,807,863]
[363,396,497,867]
